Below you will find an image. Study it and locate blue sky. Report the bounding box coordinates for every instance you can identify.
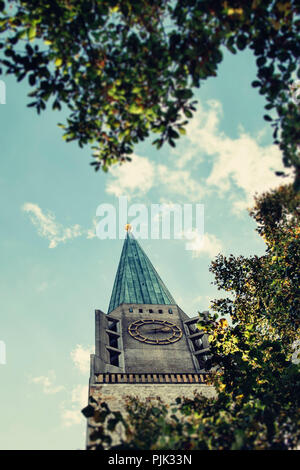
[0,47,292,450]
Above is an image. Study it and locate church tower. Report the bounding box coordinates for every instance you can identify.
[86,229,215,447]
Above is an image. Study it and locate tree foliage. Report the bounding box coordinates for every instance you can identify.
[0,1,299,183]
[82,184,300,450]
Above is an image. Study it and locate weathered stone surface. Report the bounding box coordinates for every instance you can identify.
[90,383,216,405]
[86,383,216,448]
[93,303,202,374]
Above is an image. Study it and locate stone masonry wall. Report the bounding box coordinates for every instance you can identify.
[86,383,216,448]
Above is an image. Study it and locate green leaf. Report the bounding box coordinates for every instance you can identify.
[236,34,248,51]
[175,89,193,100]
[27,26,36,41]
[55,57,63,68]
[256,57,266,67]
[128,103,144,114]
[107,418,118,431]
[81,405,95,418]
[169,128,179,139]
[183,108,193,118]
[28,74,36,86]
[89,429,104,441]
[153,138,163,149]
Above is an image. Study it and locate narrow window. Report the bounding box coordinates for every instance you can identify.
[139,308,143,313]
[129,307,133,312]
[107,319,118,332]
[168,308,173,314]
[191,337,202,351]
[158,309,163,314]
[188,323,197,335]
[108,350,119,367]
[149,309,153,313]
[108,335,118,349]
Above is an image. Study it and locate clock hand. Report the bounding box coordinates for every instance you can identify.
[147,327,171,333]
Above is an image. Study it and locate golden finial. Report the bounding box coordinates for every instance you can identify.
[125,223,132,232]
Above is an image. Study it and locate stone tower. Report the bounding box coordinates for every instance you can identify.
[86,231,215,447]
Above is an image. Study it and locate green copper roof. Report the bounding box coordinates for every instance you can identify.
[108,233,176,313]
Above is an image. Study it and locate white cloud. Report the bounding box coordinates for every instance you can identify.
[61,346,92,427]
[24,99,292,253]
[106,153,155,198]
[22,203,101,247]
[174,99,223,169]
[22,203,82,248]
[106,154,203,202]
[105,99,292,215]
[183,230,223,259]
[30,370,64,395]
[61,384,88,427]
[70,344,93,374]
[30,349,91,427]
[172,100,293,213]
[205,131,289,212]
[193,294,215,306]
[86,217,98,239]
[157,164,204,202]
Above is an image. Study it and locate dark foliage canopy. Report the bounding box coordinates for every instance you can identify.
[0,1,299,185]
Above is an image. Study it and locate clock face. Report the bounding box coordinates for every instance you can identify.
[128,319,183,345]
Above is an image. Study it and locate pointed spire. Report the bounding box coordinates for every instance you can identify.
[108,232,176,313]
